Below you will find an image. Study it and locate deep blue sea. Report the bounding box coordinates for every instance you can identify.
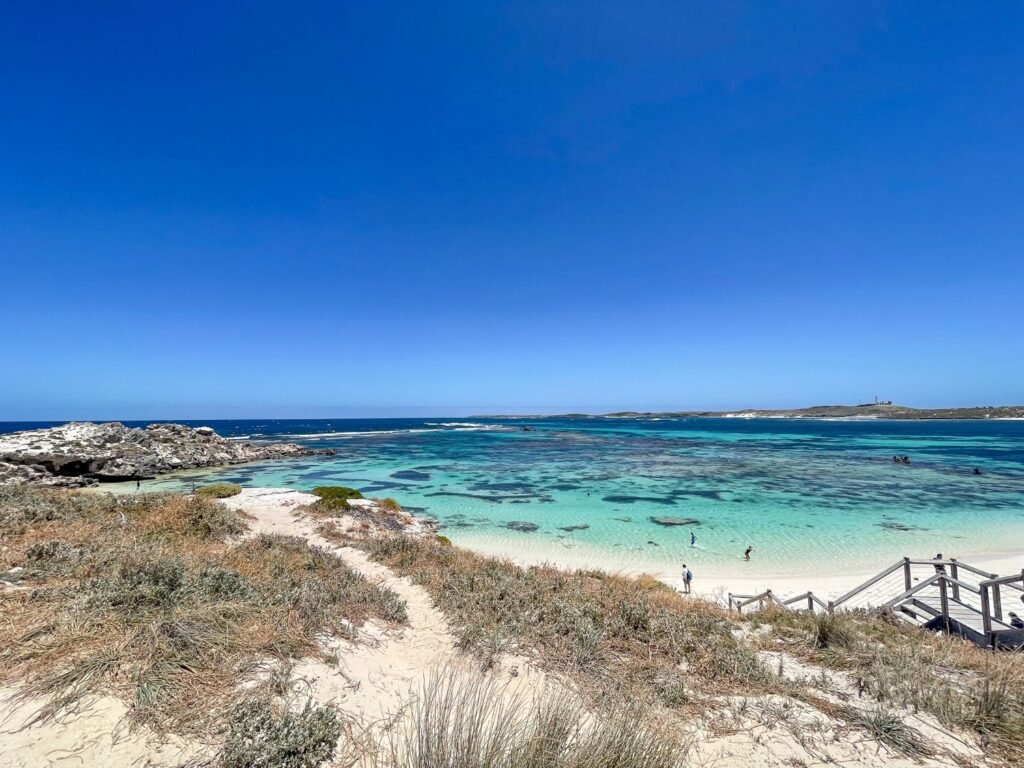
[3,417,1023,577]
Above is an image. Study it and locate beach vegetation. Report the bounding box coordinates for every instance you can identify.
[0,485,407,737]
[195,482,243,499]
[363,534,777,709]
[312,485,364,512]
[759,607,1024,765]
[218,697,342,768]
[375,497,402,512]
[389,669,686,768]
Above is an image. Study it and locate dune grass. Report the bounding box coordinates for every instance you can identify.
[389,669,687,768]
[363,534,777,712]
[758,607,1024,765]
[0,486,406,737]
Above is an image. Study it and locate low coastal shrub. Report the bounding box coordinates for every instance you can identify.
[311,486,364,512]
[760,606,1024,765]
[0,486,407,737]
[195,482,243,499]
[219,697,342,768]
[390,669,686,768]
[363,534,776,709]
[375,497,402,512]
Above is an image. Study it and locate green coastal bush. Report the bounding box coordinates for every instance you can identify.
[311,486,363,511]
[219,697,341,768]
[195,483,243,499]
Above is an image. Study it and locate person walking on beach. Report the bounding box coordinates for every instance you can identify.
[744,545,754,561]
[934,553,946,575]
[682,564,693,594]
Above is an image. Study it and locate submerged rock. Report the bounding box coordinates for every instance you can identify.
[0,422,321,487]
[649,516,700,527]
[504,520,539,533]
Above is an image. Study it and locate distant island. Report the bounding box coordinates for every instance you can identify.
[508,404,1024,420]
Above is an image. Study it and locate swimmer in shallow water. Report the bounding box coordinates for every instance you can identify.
[744,545,754,561]
[690,531,697,546]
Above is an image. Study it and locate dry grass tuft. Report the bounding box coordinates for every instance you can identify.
[389,669,687,768]
[0,485,407,737]
[375,498,402,513]
[760,607,1024,765]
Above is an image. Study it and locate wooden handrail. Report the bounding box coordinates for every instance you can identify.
[830,559,905,610]
[879,574,941,610]
[730,560,1019,639]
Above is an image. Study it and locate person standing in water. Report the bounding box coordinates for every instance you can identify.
[744,545,754,561]
[690,531,697,546]
[681,564,693,594]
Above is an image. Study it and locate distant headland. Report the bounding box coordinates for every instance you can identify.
[504,404,1024,420]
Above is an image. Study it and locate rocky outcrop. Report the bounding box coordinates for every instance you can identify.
[0,422,329,487]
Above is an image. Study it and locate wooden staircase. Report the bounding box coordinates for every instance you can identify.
[728,557,1024,650]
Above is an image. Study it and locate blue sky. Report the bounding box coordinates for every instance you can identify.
[2,2,1023,419]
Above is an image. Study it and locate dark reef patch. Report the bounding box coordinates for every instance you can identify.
[504,520,539,533]
[557,524,590,532]
[878,521,927,532]
[649,516,701,527]
[391,470,431,481]
[602,495,676,506]
[469,481,537,493]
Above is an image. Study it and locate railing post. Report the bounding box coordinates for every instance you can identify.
[938,577,950,633]
[993,584,1002,622]
[807,594,813,612]
[903,557,912,592]
[980,585,992,637]
[827,600,834,615]
[950,559,960,601]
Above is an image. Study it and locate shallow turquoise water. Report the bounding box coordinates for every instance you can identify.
[102,416,1024,576]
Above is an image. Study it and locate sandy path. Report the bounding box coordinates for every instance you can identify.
[222,489,547,748]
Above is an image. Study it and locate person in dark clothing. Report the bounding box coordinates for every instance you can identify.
[934,553,946,575]
[1009,612,1024,629]
[744,545,754,561]
[974,468,982,475]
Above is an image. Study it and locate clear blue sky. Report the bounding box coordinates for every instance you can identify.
[3,2,1023,419]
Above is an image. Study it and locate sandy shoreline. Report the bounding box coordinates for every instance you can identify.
[450,530,1024,603]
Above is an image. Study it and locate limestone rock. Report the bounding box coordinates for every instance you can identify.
[0,422,320,487]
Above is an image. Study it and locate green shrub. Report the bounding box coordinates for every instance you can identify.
[186,496,246,539]
[435,535,452,546]
[311,486,363,512]
[218,697,341,768]
[195,483,243,499]
[96,558,188,610]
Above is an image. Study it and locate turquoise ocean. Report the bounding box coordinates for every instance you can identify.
[9,417,1023,577]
